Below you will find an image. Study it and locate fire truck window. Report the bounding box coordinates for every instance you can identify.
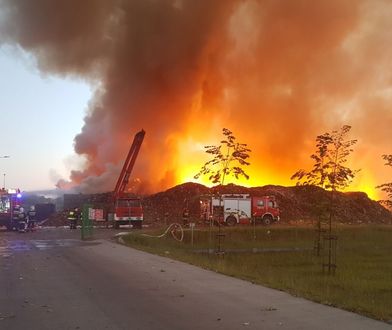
[117,200,141,207]
[257,200,264,207]
[268,201,275,208]
[0,197,9,211]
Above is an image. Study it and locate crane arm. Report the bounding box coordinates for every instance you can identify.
[113,129,145,198]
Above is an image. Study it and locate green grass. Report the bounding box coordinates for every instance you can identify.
[122,225,392,321]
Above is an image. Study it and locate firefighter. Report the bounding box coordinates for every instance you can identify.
[27,205,36,231]
[75,207,82,224]
[182,207,190,226]
[11,204,20,231]
[18,206,27,232]
[67,208,78,229]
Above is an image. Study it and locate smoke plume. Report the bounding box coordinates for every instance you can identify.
[1,0,391,198]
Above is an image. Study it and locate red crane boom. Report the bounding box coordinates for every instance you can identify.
[113,129,146,198]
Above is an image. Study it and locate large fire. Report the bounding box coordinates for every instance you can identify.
[1,0,391,200]
[175,134,381,200]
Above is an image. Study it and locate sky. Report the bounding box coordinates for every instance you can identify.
[0,0,391,201]
[0,45,91,191]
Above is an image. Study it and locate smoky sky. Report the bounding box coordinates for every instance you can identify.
[1,0,391,196]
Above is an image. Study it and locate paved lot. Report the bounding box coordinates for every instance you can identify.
[0,227,390,329]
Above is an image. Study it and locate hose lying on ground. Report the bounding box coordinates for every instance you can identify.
[142,223,184,242]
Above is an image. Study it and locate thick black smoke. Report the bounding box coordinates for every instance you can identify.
[1,0,391,198]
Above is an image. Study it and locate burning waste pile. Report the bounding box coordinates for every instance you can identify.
[142,183,210,225]
[41,212,69,227]
[142,183,392,225]
[55,182,392,227]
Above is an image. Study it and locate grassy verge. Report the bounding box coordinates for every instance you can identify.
[121,225,392,321]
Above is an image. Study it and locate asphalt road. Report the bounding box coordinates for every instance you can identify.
[0,227,390,330]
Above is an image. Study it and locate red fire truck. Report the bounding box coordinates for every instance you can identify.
[112,130,145,229]
[200,194,280,226]
[0,188,22,231]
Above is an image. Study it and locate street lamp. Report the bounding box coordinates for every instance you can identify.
[1,156,10,189]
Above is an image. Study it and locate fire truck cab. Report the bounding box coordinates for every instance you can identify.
[0,188,22,231]
[113,195,143,229]
[201,194,280,226]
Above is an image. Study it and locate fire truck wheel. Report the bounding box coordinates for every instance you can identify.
[114,222,120,229]
[226,216,237,227]
[263,215,273,226]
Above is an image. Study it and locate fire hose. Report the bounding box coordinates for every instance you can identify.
[142,223,184,242]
